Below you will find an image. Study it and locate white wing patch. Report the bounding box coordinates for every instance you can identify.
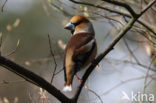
[83,39,95,52]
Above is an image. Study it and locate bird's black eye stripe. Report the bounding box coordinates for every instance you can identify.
[72,21,82,26]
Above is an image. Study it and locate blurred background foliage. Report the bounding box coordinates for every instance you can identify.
[0,0,156,103]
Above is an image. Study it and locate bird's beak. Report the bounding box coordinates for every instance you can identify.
[64,22,75,31]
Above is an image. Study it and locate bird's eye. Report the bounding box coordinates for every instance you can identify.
[72,21,82,26]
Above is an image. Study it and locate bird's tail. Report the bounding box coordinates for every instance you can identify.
[63,62,82,92]
[63,66,72,92]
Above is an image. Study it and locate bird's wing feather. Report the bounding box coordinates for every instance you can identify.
[72,33,94,58]
[63,33,95,81]
[73,38,95,64]
[72,33,95,74]
[74,39,95,55]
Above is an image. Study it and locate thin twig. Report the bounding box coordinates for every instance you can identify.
[69,0,130,16]
[123,38,141,64]
[5,39,20,57]
[104,57,156,72]
[42,0,50,16]
[54,68,63,75]
[48,0,72,17]
[1,0,7,12]
[143,55,156,93]
[0,33,3,56]
[48,34,57,84]
[102,74,156,95]
[85,85,103,103]
[139,0,156,16]
[101,0,137,17]
[0,80,25,86]
[91,12,125,26]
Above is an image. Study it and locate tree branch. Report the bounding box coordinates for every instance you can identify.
[0,0,155,103]
[101,0,137,17]
[48,34,57,84]
[0,56,70,103]
[1,0,7,12]
[69,0,156,35]
[102,74,156,95]
[0,33,3,56]
[73,16,137,102]
[69,0,130,16]
[73,0,156,101]
[139,0,156,16]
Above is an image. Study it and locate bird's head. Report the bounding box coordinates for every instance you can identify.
[64,15,94,35]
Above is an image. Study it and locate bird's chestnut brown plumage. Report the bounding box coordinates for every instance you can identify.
[63,15,97,92]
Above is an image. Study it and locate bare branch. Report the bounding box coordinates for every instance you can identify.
[143,55,156,93]
[0,0,155,103]
[139,0,156,16]
[48,34,57,84]
[1,0,7,12]
[48,0,72,17]
[104,57,156,72]
[73,0,156,101]
[90,12,125,26]
[69,0,129,16]
[73,17,136,102]
[123,38,141,64]
[85,85,103,103]
[102,74,156,95]
[54,68,63,75]
[0,56,70,102]
[5,39,20,57]
[0,80,25,86]
[0,33,3,56]
[101,0,137,17]
[69,0,156,35]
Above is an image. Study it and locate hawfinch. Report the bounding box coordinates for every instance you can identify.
[63,15,97,92]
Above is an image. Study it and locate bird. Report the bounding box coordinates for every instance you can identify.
[63,15,97,92]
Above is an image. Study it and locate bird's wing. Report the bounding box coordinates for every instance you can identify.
[72,33,95,57]
[63,33,95,81]
[72,33,95,73]
[74,39,95,56]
